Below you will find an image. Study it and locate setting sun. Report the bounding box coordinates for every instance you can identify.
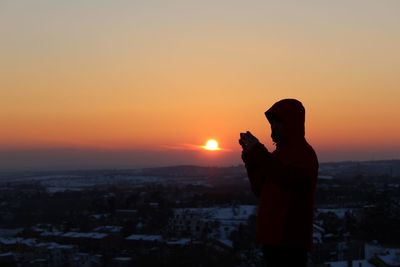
[203,139,220,151]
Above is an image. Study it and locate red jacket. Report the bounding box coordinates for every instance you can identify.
[242,99,318,251]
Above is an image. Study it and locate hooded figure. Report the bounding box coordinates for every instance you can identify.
[240,99,318,266]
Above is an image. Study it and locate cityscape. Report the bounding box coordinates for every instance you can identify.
[1,160,399,266]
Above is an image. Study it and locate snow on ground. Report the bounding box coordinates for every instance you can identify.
[125,234,163,241]
[325,260,375,267]
[173,205,256,243]
[0,237,74,250]
[317,208,352,218]
[174,205,256,223]
[40,231,108,239]
[166,238,191,246]
[377,248,400,266]
[39,175,166,192]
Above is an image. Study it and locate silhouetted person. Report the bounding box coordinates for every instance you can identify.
[239,99,318,267]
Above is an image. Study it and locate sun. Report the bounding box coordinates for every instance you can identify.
[203,139,220,151]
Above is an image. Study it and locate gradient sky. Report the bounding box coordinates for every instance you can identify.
[1,1,400,170]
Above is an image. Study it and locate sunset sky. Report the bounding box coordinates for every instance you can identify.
[1,1,400,170]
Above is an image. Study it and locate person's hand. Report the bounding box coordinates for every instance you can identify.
[239,131,259,151]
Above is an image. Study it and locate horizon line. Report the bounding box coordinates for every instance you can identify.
[1,158,400,173]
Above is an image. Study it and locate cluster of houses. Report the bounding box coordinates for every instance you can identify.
[0,205,254,266]
[1,205,400,266]
[324,242,400,267]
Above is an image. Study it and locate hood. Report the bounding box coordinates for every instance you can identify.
[265,99,305,143]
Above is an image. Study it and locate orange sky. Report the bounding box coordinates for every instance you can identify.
[1,1,400,170]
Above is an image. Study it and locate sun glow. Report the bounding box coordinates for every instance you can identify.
[203,139,220,151]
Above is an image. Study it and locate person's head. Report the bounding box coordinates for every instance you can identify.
[265,99,305,145]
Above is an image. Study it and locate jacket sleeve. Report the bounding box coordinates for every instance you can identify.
[241,143,270,197]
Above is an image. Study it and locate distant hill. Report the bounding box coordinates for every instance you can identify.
[319,160,400,178]
[140,165,246,177]
[1,160,399,181]
[140,160,400,179]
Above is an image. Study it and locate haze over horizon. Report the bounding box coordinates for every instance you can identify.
[1,1,400,170]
